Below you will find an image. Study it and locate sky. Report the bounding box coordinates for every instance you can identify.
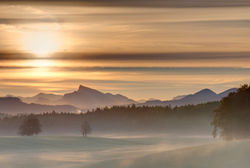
[1,0,250,100]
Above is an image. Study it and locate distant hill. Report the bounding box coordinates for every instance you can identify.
[218,88,237,98]
[20,85,136,110]
[140,88,237,107]
[0,97,79,114]
[61,85,136,109]
[20,93,62,105]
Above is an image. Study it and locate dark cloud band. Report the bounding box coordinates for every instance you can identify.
[1,0,250,8]
[1,65,250,75]
[0,18,60,24]
[1,52,250,61]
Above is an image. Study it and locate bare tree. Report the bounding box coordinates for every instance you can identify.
[81,119,91,137]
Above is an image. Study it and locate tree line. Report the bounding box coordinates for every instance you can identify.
[0,102,219,136]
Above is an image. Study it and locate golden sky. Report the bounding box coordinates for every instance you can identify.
[1,1,250,100]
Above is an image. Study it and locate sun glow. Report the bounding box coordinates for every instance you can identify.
[22,31,61,56]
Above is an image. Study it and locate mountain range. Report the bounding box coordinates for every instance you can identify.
[20,85,135,110]
[0,97,79,114]
[140,88,237,107]
[0,85,237,114]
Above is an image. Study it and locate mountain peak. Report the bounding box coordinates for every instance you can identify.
[78,84,86,90]
[36,92,46,96]
[78,85,93,92]
[219,88,237,98]
[194,89,216,96]
[62,85,135,109]
[0,97,22,103]
[76,85,106,96]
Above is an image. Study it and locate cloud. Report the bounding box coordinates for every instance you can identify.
[1,0,250,8]
[0,18,60,25]
[1,65,250,75]
[1,52,250,61]
[0,53,34,60]
[31,52,250,61]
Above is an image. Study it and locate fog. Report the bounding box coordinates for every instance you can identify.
[0,134,248,168]
[0,103,247,168]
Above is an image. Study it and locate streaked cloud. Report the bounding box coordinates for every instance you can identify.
[2,0,250,8]
[3,65,250,74]
[0,1,250,99]
[1,52,250,61]
[0,18,60,24]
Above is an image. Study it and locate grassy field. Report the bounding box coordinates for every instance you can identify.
[0,135,248,168]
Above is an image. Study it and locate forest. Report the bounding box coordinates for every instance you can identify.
[0,102,219,136]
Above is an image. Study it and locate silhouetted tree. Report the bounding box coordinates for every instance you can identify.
[18,114,42,136]
[212,84,250,140]
[81,119,91,136]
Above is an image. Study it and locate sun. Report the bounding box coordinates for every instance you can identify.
[23,31,61,56]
